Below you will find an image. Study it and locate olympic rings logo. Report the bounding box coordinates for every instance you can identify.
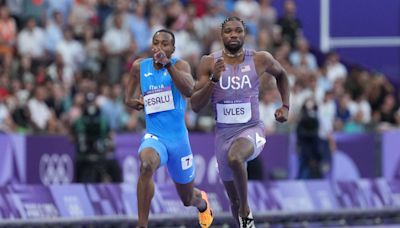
[39,153,73,185]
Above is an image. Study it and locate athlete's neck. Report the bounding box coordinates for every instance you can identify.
[223,48,244,58]
[153,61,164,70]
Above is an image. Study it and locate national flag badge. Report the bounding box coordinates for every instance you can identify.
[241,65,251,72]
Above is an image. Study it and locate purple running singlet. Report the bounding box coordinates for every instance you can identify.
[211,49,266,181]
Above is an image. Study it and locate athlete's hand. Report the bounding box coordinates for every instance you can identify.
[212,57,226,81]
[274,106,289,123]
[125,96,144,111]
[153,49,170,66]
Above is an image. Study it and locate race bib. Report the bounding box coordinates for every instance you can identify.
[216,100,252,124]
[181,154,193,170]
[144,86,175,114]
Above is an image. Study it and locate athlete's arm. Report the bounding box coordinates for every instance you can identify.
[166,59,195,97]
[124,58,144,110]
[190,55,216,113]
[256,51,290,122]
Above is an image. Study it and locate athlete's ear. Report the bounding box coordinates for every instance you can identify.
[172,46,175,54]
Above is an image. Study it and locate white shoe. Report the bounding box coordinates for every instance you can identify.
[238,211,255,228]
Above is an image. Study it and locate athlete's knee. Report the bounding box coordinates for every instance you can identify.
[139,158,158,177]
[227,152,244,168]
[139,161,157,177]
[139,149,160,177]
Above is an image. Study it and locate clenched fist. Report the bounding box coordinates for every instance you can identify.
[125,96,144,111]
[211,57,226,81]
[274,106,289,123]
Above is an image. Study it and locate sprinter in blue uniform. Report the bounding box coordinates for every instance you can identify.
[124,29,213,228]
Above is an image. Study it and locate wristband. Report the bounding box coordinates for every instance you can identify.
[209,74,219,83]
[164,61,172,68]
[282,104,290,110]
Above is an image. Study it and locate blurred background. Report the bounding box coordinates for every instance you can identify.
[0,0,399,227]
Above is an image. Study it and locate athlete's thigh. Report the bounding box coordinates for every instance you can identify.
[216,125,266,181]
[232,125,266,162]
[228,137,254,162]
[164,136,195,184]
[138,133,168,167]
[215,135,235,181]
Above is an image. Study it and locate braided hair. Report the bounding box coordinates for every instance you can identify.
[221,16,246,30]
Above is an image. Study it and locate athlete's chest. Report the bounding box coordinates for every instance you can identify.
[216,64,258,91]
[142,68,173,92]
[141,69,176,115]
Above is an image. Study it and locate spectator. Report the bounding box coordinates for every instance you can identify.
[27,85,57,133]
[277,0,302,48]
[296,98,322,179]
[373,94,400,131]
[17,17,47,64]
[104,0,131,31]
[334,93,352,131]
[257,28,273,53]
[82,25,101,74]
[348,88,372,126]
[318,91,336,176]
[129,2,150,54]
[68,0,98,39]
[99,84,128,132]
[102,13,131,84]
[234,0,260,37]
[258,0,277,31]
[0,5,17,71]
[96,0,113,34]
[44,0,73,24]
[44,11,64,56]
[56,26,85,87]
[325,51,347,84]
[259,85,280,135]
[72,92,121,183]
[0,78,14,131]
[289,37,318,71]
[367,73,394,111]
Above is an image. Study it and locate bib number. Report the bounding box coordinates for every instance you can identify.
[181,154,193,170]
[144,87,175,114]
[216,100,252,124]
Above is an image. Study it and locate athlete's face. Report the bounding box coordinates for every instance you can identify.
[221,20,245,54]
[151,32,175,58]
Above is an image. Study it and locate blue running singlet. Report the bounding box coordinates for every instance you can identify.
[138,58,194,184]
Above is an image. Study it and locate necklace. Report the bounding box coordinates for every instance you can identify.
[223,48,243,58]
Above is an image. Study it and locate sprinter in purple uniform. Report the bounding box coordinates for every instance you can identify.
[191,17,290,228]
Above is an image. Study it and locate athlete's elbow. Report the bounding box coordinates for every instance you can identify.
[190,99,201,113]
[192,106,201,113]
[183,89,192,98]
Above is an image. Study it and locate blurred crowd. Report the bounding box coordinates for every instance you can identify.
[0,0,399,136]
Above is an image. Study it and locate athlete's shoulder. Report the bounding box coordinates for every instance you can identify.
[131,57,145,69]
[132,57,152,72]
[253,50,273,58]
[173,57,188,65]
[138,57,153,65]
[253,50,274,65]
[173,58,191,71]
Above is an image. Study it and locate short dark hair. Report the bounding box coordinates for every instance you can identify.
[153,29,175,46]
[221,16,246,30]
